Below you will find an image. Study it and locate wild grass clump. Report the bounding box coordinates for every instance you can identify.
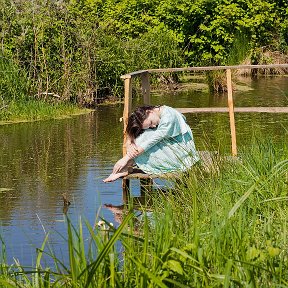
[206,33,252,92]
[148,140,288,286]
[0,54,89,123]
[0,54,31,103]
[0,140,287,287]
[0,100,89,123]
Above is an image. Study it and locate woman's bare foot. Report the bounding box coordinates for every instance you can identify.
[103,171,128,182]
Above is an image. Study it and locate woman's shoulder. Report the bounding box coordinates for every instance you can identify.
[161,105,177,114]
[161,105,181,118]
[158,106,182,128]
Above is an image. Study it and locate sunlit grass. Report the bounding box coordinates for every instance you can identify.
[0,140,287,287]
[0,55,92,124]
[0,100,91,124]
[149,140,288,286]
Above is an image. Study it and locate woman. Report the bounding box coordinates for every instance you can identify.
[103,105,199,182]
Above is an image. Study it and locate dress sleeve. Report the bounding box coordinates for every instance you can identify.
[136,107,189,151]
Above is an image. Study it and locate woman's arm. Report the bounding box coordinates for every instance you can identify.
[136,107,188,152]
[112,145,145,174]
[126,142,144,158]
[112,154,130,174]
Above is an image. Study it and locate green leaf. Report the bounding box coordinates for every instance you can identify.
[81,211,134,287]
[164,260,183,275]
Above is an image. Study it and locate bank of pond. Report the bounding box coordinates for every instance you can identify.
[0,100,91,125]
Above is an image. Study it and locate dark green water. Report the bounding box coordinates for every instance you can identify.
[0,76,288,266]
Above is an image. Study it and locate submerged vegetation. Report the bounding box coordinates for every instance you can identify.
[0,0,288,117]
[1,140,288,286]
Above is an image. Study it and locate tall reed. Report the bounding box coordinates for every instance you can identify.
[0,54,30,102]
[206,33,252,92]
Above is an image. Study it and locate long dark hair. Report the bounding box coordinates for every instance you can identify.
[126,105,160,142]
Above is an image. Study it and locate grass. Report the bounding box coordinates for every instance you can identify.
[0,100,92,124]
[206,33,252,92]
[0,54,92,124]
[0,140,288,287]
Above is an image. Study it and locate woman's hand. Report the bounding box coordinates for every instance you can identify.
[127,143,140,159]
[112,155,130,174]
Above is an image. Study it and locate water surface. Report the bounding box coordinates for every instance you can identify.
[0,76,288,266]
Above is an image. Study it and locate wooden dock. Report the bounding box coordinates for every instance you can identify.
[122,150,230,202]
[120,64,288,200]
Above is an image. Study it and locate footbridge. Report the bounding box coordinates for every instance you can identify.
[120,64,288,201]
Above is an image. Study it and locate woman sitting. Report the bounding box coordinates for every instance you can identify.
[103,105,199,182]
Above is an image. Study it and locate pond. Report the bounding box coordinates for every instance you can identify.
[0,76,288,267]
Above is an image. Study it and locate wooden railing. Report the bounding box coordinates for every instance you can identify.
[120,64,288,158]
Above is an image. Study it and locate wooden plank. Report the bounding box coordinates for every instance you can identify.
[226,69,237,156]
[234,107,288,113]
[141,72,151,105]
[176,107,288,113]
[121,64,288,78]
[120,70,148,79]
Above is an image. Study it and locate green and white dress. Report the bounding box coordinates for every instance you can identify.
[134,106,199,174]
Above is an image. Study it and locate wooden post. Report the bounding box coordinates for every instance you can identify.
[226,69,237,156]
[141,72,151,104]
[122,178,130,204]
[140,178,153,196]
[140,72,153,192]
[122,76,133,201]
[123,76,133,153]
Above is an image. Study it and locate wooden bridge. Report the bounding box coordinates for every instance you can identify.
[120,64,288,201]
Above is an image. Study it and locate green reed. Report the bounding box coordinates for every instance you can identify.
[148,140,288,286]
[206,33,252,92]
[0,100,89,123]
[0,53,88,123]
[0,140,288,287]
[0,55,30,103]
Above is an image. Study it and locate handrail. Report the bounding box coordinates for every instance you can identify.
[120,64,288,79]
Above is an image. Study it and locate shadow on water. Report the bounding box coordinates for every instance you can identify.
[0,76,288,265]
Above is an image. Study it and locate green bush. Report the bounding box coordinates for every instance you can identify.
[0,0,288,106]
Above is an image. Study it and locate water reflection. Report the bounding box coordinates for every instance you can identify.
[0,106,125,265]
[0,77,288,266]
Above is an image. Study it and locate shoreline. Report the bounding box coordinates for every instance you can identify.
[0,108,94,126]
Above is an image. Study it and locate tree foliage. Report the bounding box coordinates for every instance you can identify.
[0,0,287,105]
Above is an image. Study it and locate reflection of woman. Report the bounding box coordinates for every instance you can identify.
[104,105,199,182]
